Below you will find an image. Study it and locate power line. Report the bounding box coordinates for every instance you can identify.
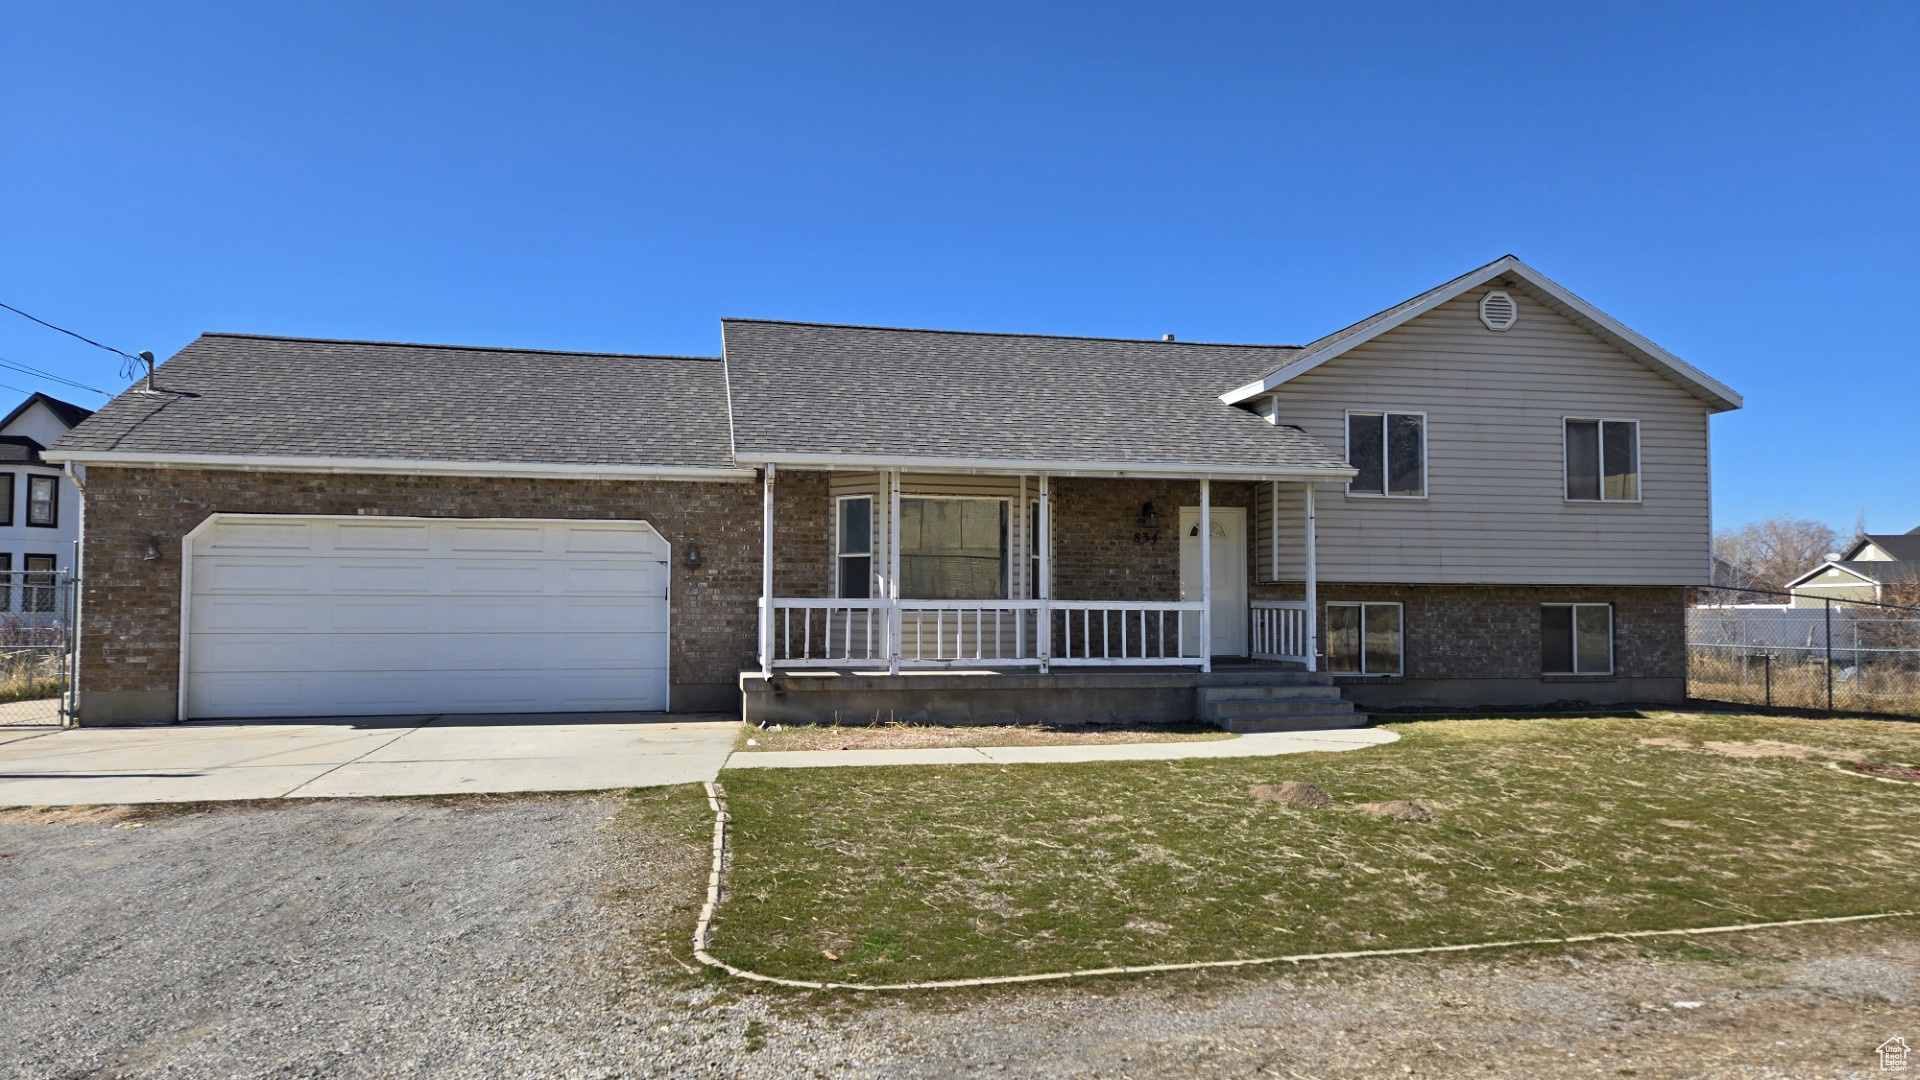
[0,300,140,362]
[0,356,109,397]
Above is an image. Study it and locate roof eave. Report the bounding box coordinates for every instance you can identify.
[42,450,756,483]
[737,450,1357,482]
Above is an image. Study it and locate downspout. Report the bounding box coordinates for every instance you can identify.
[62,461,86,726]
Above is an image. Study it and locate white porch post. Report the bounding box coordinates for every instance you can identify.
[759,463,775,677]
[1037,474,1051,674]
[887,468,902,674]
[1199,477,1212,673]
[1304,481,1318,673]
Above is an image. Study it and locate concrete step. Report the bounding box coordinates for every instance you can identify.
[1197,684,1348,704]
[1204,698,1356,721]
[1216,711,1371,734]
[1196,669,1333,687]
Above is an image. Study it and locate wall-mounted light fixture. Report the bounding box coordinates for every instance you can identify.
[684,542,702,569]
[1137,502,1158,529]
[144,537,162,561]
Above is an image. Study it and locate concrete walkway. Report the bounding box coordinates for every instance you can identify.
[724,726,1399,770]
[0,713,739,806]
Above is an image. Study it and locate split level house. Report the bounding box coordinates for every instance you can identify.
[44,255,1742,727]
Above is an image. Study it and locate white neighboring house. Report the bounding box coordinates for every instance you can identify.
[0,393,94,620]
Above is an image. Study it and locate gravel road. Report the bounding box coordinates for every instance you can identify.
[3,795,1913,1079]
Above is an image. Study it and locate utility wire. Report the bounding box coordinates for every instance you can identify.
[0,300,140,362]
[0,356,109,397]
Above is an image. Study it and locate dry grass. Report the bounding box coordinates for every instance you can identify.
[1690,650,1920,717]
[709,710,1920,984]
[0,649,63,705]
[736,721,1231,753]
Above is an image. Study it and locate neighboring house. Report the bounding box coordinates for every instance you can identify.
[0,393,93,620]
[1782,527,1920,607]
[45,255,1742,725]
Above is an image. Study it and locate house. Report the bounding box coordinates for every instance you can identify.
[43,255,1742,726]
[1782,528,1920,607]
[0,393,93,620]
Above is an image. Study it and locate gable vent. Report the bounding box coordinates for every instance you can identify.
[1479,290,1518,331]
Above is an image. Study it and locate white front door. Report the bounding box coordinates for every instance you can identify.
[1178,506,1247,657]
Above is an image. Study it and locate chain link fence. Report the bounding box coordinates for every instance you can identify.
[1688,585,1920,718]
[0,570,74,727]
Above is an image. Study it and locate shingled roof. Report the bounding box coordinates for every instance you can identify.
[721,320,1352,477]
[48,333,738,472]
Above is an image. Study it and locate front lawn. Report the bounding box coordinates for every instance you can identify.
[709,711,1920,985]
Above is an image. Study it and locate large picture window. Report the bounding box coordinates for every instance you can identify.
[1564,418,1639,501]
[1542,603,1612,674]
[900,497,1007,600]
[1346,411,1425,497]
[1325,601,1403,675]
[836,496,872,599]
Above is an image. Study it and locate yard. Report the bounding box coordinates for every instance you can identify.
[708,710,1920,986]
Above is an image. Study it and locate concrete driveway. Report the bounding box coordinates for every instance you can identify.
[0,712,739,806]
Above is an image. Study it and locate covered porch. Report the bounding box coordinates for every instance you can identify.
[753,466,1329,677]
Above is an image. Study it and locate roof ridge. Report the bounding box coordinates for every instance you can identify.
[721,317,1305,350]
[197,331,720,362]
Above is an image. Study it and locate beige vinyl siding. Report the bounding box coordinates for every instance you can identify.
[1261,283,1715,586]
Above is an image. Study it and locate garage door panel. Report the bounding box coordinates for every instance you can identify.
[333,562,434,593]
[333,522,432,551]
[186,516,671,719]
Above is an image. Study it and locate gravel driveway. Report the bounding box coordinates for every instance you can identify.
[3,793,1914,1079]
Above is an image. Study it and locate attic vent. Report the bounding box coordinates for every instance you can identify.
[1479,290,1518,331]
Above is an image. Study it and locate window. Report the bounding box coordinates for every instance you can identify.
[835,496,872,599]
[26,475,56,527]
[0,553,10,612]
[1028,502,1044,599]
[23,554,54,613]
[899,497,1007,600]
[1325,602,1403,675]
[1564,419,1639,501]
[1346,411,1425,497]
[1542,603,1612,674]
[0,474,12,527]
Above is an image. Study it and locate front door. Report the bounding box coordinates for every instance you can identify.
[1178,506,1247,657]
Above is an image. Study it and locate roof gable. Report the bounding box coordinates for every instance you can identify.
[0,392,93,436]
[1219,256,1743,413]
[1843,533,1920,562]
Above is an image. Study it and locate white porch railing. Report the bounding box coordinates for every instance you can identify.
[1048,600,1204,666]
[764,598,1207,669]
[1250,599,1313,665]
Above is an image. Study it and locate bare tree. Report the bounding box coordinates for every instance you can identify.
[1713,514,1845,590]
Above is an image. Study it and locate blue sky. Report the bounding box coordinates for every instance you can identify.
[3,2,1914,534]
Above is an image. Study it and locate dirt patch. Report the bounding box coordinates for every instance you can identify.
[0,805,178,826]
[1699,739,1837,760]
[1354,799,1432,822]
[741,721,1231,753]
[1251,781,1334,808]
[1843,761,1920,784]
[1638,737,1692,750]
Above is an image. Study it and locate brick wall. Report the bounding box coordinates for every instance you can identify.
[1050,478,1254,600]
[1249,581,1686,682]
[79,467,771,703]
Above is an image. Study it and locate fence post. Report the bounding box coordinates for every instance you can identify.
[1763,652,1771,709]
[1824,598,1833,714]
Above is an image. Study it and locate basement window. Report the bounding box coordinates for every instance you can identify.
[1325,602,1403,675]
[1542,603,1612,675]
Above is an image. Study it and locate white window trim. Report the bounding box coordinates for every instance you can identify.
[1561,417,1643,504]
[1323,600,1405,676]
[897,494,1013,601]
[1342,409,1429,500]
[832,494,874,600]
[1542,602,1614,675]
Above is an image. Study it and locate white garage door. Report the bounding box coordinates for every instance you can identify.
[184,515,670,719]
